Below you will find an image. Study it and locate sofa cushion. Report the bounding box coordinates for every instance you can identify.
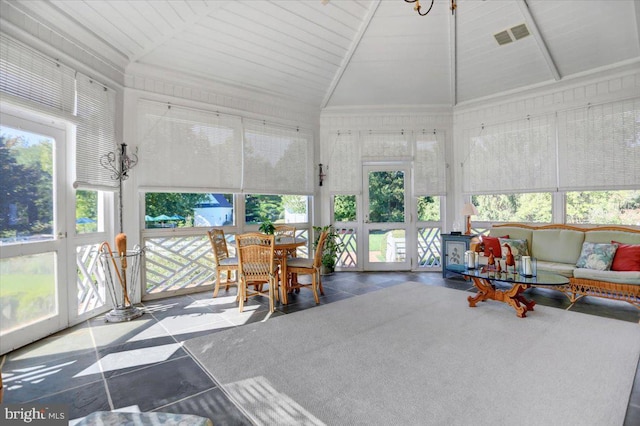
[498,238,529,260]
[584,230,640,245]
[489,227,533,254]
[482,235,507,257]
[532,229,585,264]
[576,242,618,271]
[572,268,640,286]
[536,260,576,278]
[611,241,640,271]
[482,235,509,257]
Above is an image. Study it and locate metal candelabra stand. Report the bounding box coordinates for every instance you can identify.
[99,143,143,322]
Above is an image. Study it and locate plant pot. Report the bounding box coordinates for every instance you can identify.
[320,265,334,275]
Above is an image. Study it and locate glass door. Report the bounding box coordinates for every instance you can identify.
[362,164,411,271]
[0,113,69,354]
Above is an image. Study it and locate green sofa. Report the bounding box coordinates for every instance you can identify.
[480,223,640,308]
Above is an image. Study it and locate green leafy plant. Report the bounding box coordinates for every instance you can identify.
[258,218,276,234]
[313,225,343,272]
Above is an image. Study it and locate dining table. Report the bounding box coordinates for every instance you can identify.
[273,236,307,305]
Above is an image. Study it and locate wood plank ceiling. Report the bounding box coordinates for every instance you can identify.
[5,0,640,108]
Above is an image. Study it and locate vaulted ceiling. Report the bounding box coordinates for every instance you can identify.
[6,0,640,109]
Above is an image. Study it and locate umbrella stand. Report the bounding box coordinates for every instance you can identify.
[99,243,144,322]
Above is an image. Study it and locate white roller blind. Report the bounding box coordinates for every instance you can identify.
[327,131,361,193]
[414,130,446,196]
[75,73,118,189]
[462,114,557,194]
[361,131,411,159]
[137,100,243,191]
[243,119,313,195]
[0,34,75,114]
[558,98,640,191]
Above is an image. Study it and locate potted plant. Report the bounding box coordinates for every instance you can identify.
[313,225,342,274]
[258,218,275,235]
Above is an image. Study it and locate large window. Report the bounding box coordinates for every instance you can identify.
[417,196,440,221]
[75,190,102,234]
[0,126,54,244]
[472,193,552,223]
[144,193,233,228]
[244,195,308,224]
[566,190,640,225]
[334,195,356,222]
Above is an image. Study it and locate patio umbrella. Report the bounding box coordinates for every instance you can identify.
[144,215,154,221]
[76,217,96,224]
[153,214,172,221]
[170,214,185,220]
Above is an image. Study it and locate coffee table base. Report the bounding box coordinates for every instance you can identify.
[468,277,536,318]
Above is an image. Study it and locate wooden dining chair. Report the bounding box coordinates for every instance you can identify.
[207,228,238,298]
[285,230,328,304]
[274,224,296,239]
[236,232,279,313]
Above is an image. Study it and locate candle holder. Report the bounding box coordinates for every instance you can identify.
[519,256,537,277]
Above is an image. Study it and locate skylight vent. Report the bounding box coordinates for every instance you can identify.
[494,30,513,46]
[511,23,530,40]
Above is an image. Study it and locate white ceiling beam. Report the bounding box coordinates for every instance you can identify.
[449,6,457,106]
[516,0,560,81]
[321,0,381,109]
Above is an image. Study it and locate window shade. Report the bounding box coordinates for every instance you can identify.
[242,119,313,195]
[327,132,361,193]
[557,98,640,191]
[137,100,243,191]
[0,34,75,114]
[75,73,118,189]
[414,130,446,196]
[361,131,411,159]
[462,114,557,194]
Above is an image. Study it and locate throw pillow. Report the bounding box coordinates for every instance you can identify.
[611,241,640,271]
[498,238,529,260]
[575,242,618,271]
[482,235,509,258]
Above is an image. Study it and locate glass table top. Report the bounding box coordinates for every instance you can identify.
[446,264,570,286]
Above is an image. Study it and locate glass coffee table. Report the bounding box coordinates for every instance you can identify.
[446,265,570,318]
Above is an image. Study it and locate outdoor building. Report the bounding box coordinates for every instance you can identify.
[193,194,234,227]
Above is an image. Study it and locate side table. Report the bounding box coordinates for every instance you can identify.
[441,233,478,278]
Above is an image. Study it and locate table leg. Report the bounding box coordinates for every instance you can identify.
[280,256,288,305]
[468,277,535,318]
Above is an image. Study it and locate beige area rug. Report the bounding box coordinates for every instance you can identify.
[184,282,640,426]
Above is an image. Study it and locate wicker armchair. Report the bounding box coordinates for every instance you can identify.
[285,230,328,304]
[207,228,238,298]
[236,232,279,313]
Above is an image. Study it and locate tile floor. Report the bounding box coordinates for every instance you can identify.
[1,272,639,425]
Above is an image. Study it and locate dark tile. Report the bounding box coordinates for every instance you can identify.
[157,387,252,426]
[2,349,102,404]
[107,355,216,412]
[624,402,640,426]
[25,380,111,420]
[567,296,640,323]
